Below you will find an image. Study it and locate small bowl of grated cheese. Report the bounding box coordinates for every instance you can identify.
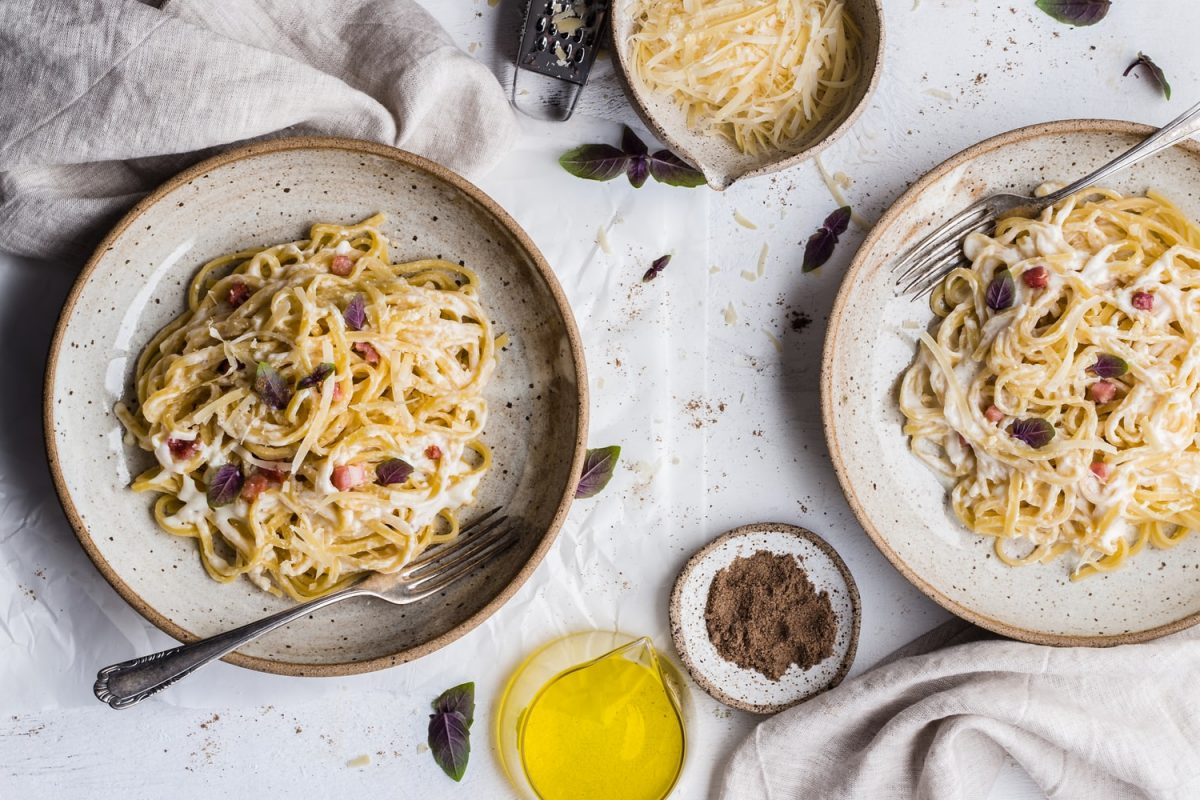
[610,0,883,190]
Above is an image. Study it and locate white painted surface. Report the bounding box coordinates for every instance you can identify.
[4,1,1197,798]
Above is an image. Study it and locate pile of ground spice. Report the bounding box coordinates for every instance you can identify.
[704,550,836,681]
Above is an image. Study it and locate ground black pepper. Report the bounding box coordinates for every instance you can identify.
[704,550,836,681]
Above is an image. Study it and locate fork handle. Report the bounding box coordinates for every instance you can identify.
[93,585,371,709]
[1047,99,1200,204]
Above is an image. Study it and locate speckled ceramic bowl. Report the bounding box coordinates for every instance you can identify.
[45,137,588,676]
[823,119,1200,646]
[669,523,860,714]
[609,0,884,190]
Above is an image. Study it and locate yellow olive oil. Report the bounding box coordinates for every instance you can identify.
[517,639,685,800]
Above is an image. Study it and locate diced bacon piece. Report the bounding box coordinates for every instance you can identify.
[330,255,354,276]
[425,445,443,460]
[984,405,1004,423]
[227,281,251,308]
[331,463,368,491]
[1132,291,1155,311]
[167,438,200,460]
[259,467,287,483]
[1021,266,1049,289]
[352,341,380,364]
[241,473,269,501]
[1089,380,1117,404]
[1090,461,1112,481]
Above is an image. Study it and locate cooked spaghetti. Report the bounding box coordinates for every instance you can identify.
[627,0,860,155]
[116,215,495,600]
[900,188,1200,579]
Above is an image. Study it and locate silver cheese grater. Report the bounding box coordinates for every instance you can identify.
[512,0,611,121]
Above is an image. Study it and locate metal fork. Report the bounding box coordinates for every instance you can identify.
[93,509,515,709]
[894,99,1200,298]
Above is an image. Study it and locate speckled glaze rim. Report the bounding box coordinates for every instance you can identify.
[608,0,885,191]
[668,523,861,714]
[822,118,1200,648]
[43,136,590,677]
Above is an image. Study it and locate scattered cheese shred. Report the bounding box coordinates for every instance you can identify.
[733,210,758,229]
[596,226,611,254]
[709,265,721,274]
[741,270,758,282]
[723,302,738,325]
[495,332,511,349]
[764,329,784,353]
[757,243,769,276]
[346,755,370,768]
[815,154,868,228]
[554,43,569,66]
[628,0,860,155]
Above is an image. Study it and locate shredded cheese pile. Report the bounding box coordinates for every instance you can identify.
[628,0,860,155]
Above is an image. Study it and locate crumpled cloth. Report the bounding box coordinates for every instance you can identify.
[720,620,1200,799]
[0,0,518,260]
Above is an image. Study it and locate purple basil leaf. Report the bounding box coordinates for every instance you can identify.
[823,206,852,237]
[1007,417,1055,449]
[254,362,292,409]
[985,270,1016,311]
[1124,52,1171,100]
[375,458,413,486]
[621,125,648,157]
[801,207,852,272]
[428,709,470,782]
[802,229,836,273]
[643,254,671,282]
[1034,0,1110,26]
[576,445,620,498]
[559,144,630,182]
[433,682,475,728]
[297,362,334,389]
[207,464,243,507]
[647,150,706,188]
[627,155,650,188]
[1088,353,1129,379]
[344,293,367,331]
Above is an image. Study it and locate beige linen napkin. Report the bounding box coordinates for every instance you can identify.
[0,0,518,260]
[720,620,1200,799]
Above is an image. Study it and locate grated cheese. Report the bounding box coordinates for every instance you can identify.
[733,210,758,229]
[723,302,738,325]
[757,243,769,276]
[628,0,860,155]
[595,226,612,254]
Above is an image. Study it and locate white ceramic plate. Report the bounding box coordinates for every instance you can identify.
[45,137,588,675]
[669,524,860,714]
[823,120,1200,646]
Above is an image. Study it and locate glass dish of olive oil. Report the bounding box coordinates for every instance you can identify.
[495,631,688,800]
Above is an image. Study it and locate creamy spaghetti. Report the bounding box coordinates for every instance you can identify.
[628,0,860,155]
[900,188,1200,579]
[116,215,495,600]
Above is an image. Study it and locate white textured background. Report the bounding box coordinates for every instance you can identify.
[3,1,1197,798]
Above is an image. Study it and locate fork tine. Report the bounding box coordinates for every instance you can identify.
[898,216,994,296]
[403,528,517,600]
[402,515,510,579]
[905,254,969,299]
[899,229,977,290]
[891,202,986,273]
[401,507,502,571]
[893,206,990,283]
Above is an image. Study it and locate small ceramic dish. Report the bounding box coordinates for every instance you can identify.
[609,0,884,190]
[823,119,1200,646]
[669,523,860,714]
[44,137,588,676]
